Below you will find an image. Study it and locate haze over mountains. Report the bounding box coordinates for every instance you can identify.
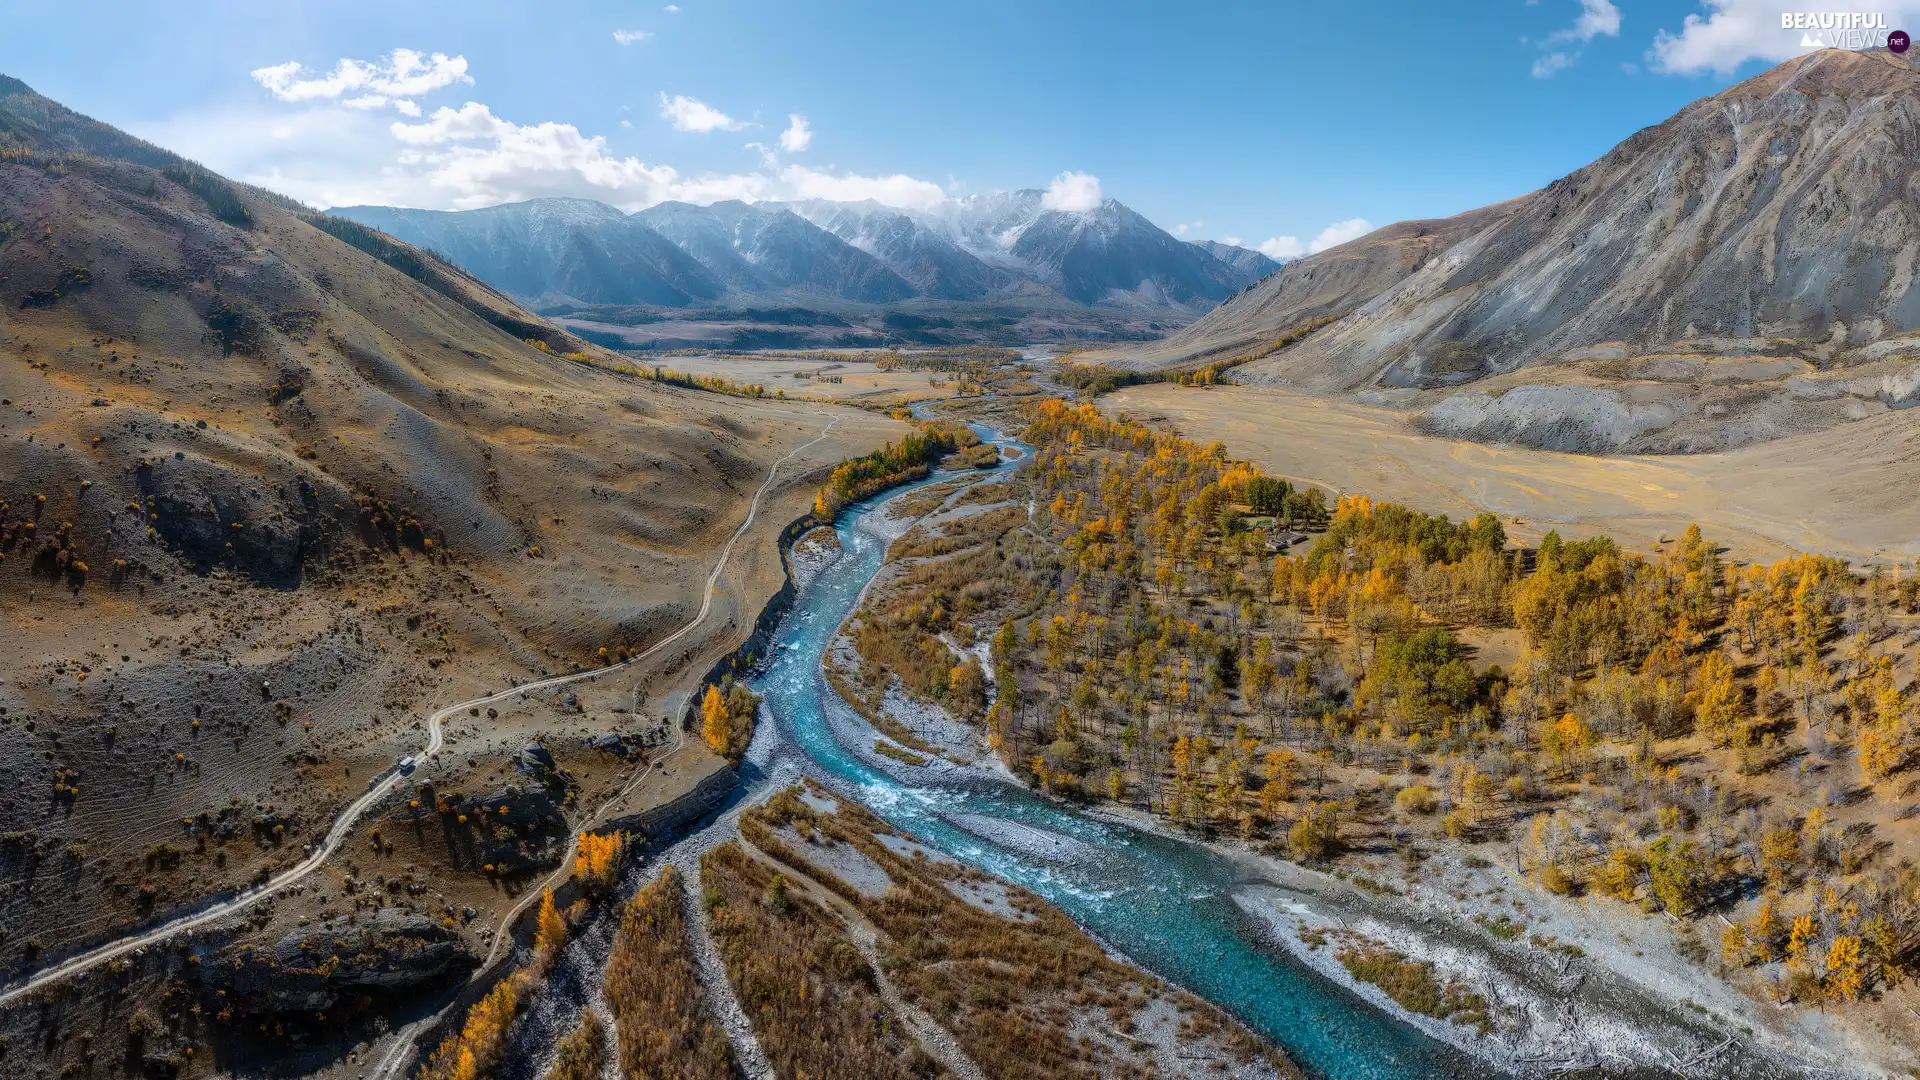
[1096,48,1920,454]
[330,191,1280,345]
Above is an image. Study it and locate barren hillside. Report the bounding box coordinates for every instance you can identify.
[0,75,902,979]
[1092,48,1920,453]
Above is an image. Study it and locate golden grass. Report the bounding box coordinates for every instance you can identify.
[700,840,925,1079]
[742,786,1299,1080]
[602,865,735,1080]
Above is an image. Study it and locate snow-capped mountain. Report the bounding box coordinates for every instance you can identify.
[328,198,723,307]
[782,199,1004,300]
[635,200,916,303]
[327,192,1277,314]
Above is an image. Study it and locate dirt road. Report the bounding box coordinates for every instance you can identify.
[0,415,842,1010]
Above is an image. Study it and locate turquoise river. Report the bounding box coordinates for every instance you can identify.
[743,417,1477,1080]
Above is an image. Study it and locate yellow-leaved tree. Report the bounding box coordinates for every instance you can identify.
[1824,935,1863,1002]
[1689,650,1741,746]
[423,978,517,1080]
[573,830,626,891]
[534,888,567,967]
[701,684,730,755]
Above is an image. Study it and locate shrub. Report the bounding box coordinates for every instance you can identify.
[1335,943,1488,1031]
[1287,802,1342,861]
[1537,864,1575,895]
[1394,784,1437,815]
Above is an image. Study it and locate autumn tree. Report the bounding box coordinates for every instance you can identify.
[1824,935,1863,1002]
[1759,827,1800,890]
[1540,712,1596,777]
[422,979,518,1080]
[701,684,730,755]
[1646,836,1707,915]
[1689,651,1741,746]
[573,830,627,891]
[1593,845,1645,901]
[1287,801,1342,860]
[534,888,568,973]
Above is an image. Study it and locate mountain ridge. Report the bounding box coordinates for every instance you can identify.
[327,190,1281,322]
[1089,47,1920,453]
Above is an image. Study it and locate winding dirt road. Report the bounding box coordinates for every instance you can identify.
[0,414,842,1010]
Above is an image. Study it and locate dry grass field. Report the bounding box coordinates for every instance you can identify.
[648,353,960,406]
[1107,382,1920,566]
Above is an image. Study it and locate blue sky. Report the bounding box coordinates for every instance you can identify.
[1,0,1894,255]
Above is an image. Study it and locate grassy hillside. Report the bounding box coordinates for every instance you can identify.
[0,74,902,1010]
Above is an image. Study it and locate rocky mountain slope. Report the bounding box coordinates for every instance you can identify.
[1094,48,1920,453]
[325,197,726,307]
[0,72,899,992]
[330,190,1279,319]
[787,197,1006,300]
[1189,238,1283,282]
[637,199,917,303]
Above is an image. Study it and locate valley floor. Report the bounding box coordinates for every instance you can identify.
[1104,383,1920,566]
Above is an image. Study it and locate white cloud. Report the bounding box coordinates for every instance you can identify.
[1173,220,1203,237]
[389,101,507,144]
[1257,236,1305,259]
[1526,0,1621,77]
[207,51,986,215]
[1310,217,1373,250]
[380,102,772,208]
[1040,170,1102,212]
[665,3,681,10]
[779,165,949,210]
[1222,235,1243,247]
[251,49,470,105]
[658,92,746,133]
[612,29,651,44]
[778,113,812,152]
[1255,218,1373,260]
[1532,51,1576,77]
[1548,0,1621,44]
[1648,0,1917,74]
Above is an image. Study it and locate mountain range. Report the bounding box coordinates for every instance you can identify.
[330,192,1280,319]
[1091,47,1920,453]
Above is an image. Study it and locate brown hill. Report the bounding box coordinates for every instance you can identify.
[1092,48,1920,452]
[0,77,901,968]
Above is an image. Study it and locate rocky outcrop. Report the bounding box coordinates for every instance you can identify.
[193,908,475,1013]
[606,762,736,840]
[134,454,351,588]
